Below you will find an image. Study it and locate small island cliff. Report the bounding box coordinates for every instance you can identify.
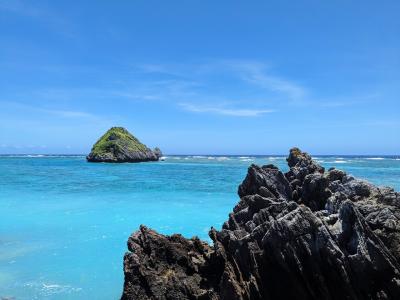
[121,148,400,300]
[86,127,162,163]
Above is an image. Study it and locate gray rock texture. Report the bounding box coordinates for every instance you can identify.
[121,148,400,299]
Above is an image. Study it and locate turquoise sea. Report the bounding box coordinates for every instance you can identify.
[1,155,399,299]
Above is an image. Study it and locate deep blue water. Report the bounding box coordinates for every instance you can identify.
[0,155,399,299]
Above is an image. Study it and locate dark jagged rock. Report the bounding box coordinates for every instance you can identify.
[122,226,217,300]
[87,127,162,163]
[238,164,291,199]
[122,148,400,300]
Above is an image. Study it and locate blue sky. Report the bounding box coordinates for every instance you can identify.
[0,0,399,155]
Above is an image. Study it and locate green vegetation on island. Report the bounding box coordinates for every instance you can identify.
[86,127,162,163]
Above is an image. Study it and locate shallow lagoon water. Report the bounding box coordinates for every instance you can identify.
[0,155,399,299]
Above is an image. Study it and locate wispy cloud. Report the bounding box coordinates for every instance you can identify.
[39,108,94,118]
[0,0,76,38]
[318,93,380,108]
[123,61,388,114]
[2,59,377,120]
[0,0,42,17]
[135,64,184,77]
[125,60,310,109]
[220,60,307,101]
[179,103,274,117]
[2,101,96,119]
[245,71,306,100]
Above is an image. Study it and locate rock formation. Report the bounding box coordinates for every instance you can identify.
[87,127,162,163]
[121,147,400,299]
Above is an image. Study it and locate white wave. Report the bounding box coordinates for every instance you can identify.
[42,283,82,295]
[192,156,206,159]
[24,282,82,296]
[268,156,284,160]
[395,158,400,161]
[216,156,230,161]
[241,158,254,162]
[0,154,85,158]
[0,154,46,158]
[43,283,64,289]
[316,160,325,163]
[207,156,215,160]
[239,156,250,159]
[334,160,347,163]
[365,157,385,160]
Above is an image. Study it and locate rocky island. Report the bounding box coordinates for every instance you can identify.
[86,127,162,163]
[121,148,400,299]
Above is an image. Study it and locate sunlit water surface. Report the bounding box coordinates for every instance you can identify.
[1,155,399,299]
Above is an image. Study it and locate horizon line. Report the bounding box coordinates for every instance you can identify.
[0,153,399,157]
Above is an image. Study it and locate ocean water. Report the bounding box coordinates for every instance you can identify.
[0,155,399,299]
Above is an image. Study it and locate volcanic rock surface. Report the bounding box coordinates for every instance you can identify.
[121,148,400,299]
[87,127,162,163]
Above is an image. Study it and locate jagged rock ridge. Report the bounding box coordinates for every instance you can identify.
[122,148,400,299]
[87,127,162,163]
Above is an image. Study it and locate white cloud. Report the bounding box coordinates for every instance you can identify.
[245,71,306,100]
[125,60,309,109]
[40,108,94,118]
[220,60,307,100]
[0,0,42,16]
[3,59,375,121]
[318,93,380,108]
[179,103,274,117]
[0,0,76,38]
[2,101,95,119]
